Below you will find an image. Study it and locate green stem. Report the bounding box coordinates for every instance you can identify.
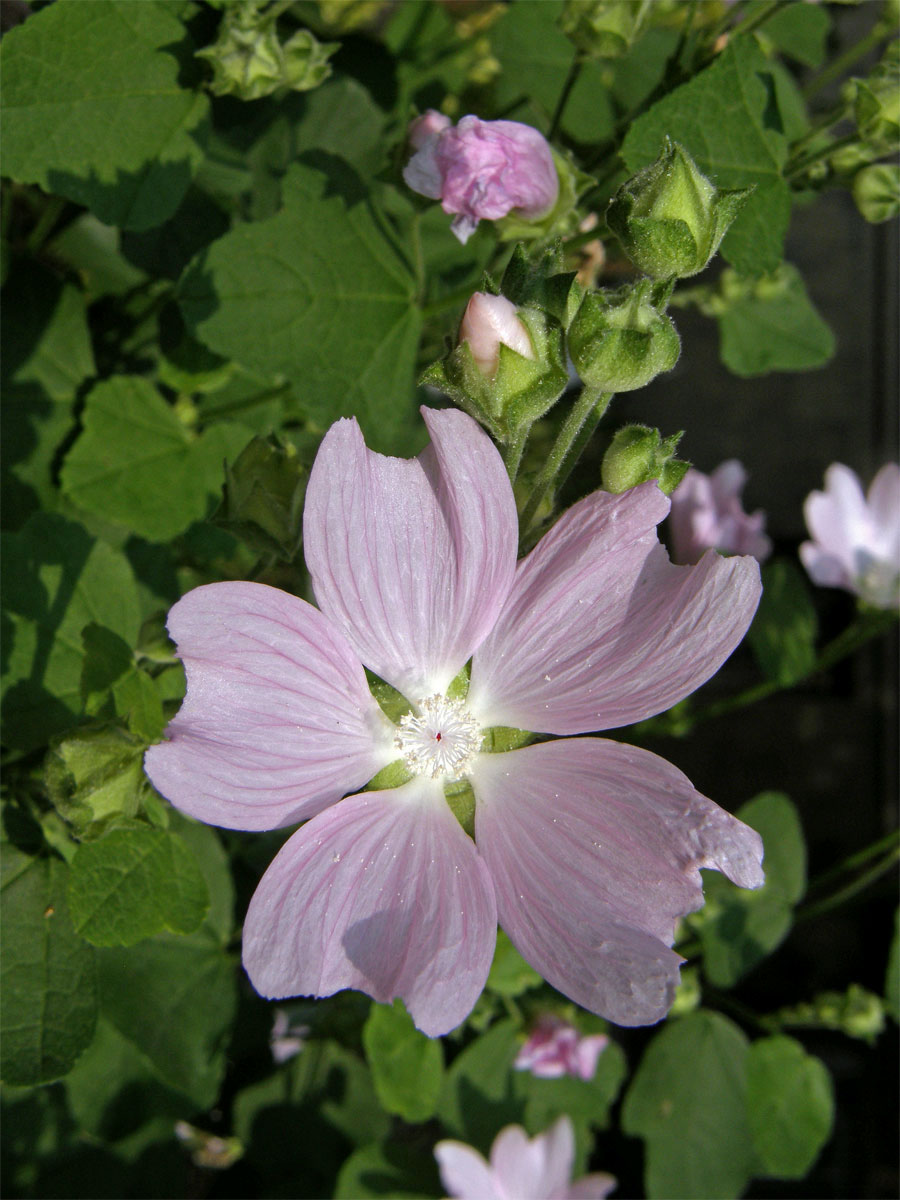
[796,843,900,924]
[785,131,859,181]
[549,54,584,141]
[804,24,887,102]
[203,382,291,419]
[787,102,853,159]
[25,195,67,254]
[804,829,900,894]
[730,0,792,41]
[517,387,612,550]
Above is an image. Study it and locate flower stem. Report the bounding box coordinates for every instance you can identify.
[549,54,584,141]
[503,424,530,485]
[797,841,900,925]
[518,387,612,550]
[785,131,859,182]
[803,24,888,102]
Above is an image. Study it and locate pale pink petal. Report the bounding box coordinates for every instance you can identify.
[468,484,761,734]
[143,582,394,831]
[490,1116,574,1200]
[866,463,900,560]
[472,740,763,1026]
[572,1034,610,1081]
[407,108,451,151]
[402,136,444,198]
[303,408,517,699]
[566,1174,617,1199]
[459,292,534,376]
[242,782,497,1037]
[435,1141,501,1200]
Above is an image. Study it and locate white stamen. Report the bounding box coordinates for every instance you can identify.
[394,694,482,781]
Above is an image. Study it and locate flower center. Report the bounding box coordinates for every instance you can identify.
[394,694,482,781]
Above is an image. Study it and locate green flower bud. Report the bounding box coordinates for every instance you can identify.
[853,162,900,224]
[421,294,569,442]
[607,138,753,279]
[851,40,900,151]
[215,435,307,561]
[196,2,337,101]
[568,279,681,392]
[501,243,584,330]
[559,0,653,59]
[601,424,688,495]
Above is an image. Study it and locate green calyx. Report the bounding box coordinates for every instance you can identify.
[559,0,654,60]
[568,279,681,392]
[214,434,307,561]
[601,424,689,495]
[607,138,753,280]
[421,302,569,443]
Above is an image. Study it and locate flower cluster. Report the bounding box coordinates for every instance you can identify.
[514,1015,609,1082]
[145,408,764,1037]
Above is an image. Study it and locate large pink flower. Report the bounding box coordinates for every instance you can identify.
[436,1116,616,1200]
[403,111,559,244]
[800,462,900,610]
[144,408,763,1037]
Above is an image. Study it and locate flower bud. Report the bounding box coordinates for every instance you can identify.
[559,0,652,59]
[196,2,337,101]
[403,114,559,244]
[421,294,568,440]
[215,435,307,561]
[852,162,900,224]
[606,138,753,279]
[851,41,900,151]
[458,293,535,377]
[601,424,688,495]
[567,279,680,392]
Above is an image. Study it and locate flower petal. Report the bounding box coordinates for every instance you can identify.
[304,408,517,699]
[242,781,497,1037]
[435,1141,500,1200]
[472,739,763,1026]
[491,1117,574,1200]
[468,484,761,734]
[144,582,394,831]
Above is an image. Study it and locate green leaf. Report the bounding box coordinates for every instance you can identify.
[180,157,422,453]
[490,0,616,142]
[437,1019,524,1150]
[1,262,95,530]
[622,38,790,273]
[68,825,209,947]
[698,792,806,987]
[764,2,831,67]
[60,376,251,543]
[44,725,149,837]
[0,0,209,230]
[1,513,141,752]
[622,1010,756,1199]
[96,928,237,1109]
[168,815,234,946]
[748,560,818,685]
[362,999,444,1124]
[717,264,835,375]
[485,929,543,997]
[1,846,97,1086]
[334,1141,440,1200]
[746,1035,834,1177]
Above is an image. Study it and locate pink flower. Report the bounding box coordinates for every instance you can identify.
[514,1015,609,1082]
[403,111,559,244]
[144,408,764,1037]
[669,460,772,565]
[435,1116,616,1200]
[799,462,900,610]
[459,292,535,377]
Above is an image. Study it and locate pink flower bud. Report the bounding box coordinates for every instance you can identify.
[669,460,772,566]
[513,1015,609,1082]
[403,114,559,244]
[458,292,535,377]
[408,108,452,150]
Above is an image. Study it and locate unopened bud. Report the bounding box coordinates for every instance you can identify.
[459,293,535,377]
[852,41,900,150]
[559,0,652,59]
[852,162,900,224]
[607,138,753,279]
[568,279,680,392]
[215,435,307,561]
[601,424,687,494]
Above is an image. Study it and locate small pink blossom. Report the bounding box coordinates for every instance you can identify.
[459,292,535,377]
[669,460,772,565]
[514,1016,609,1082]
[269,1009,310,1064]
[435,1116,616,1200]
[800,462,900,610]
[145,408,764,1037]
[403,111,559,243]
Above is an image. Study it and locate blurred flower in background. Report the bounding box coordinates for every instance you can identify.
[800,461,900,610]
[514,1015,609,1081]
[669,460,772,565]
